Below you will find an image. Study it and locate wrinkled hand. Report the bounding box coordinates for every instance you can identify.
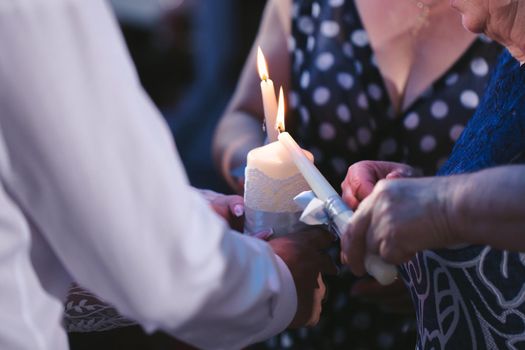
[341,177,458,276]
[341,161,420,210]
[269,228,337,328]
[198,189,244,232]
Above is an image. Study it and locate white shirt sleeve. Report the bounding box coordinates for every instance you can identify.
[0,0,296,348]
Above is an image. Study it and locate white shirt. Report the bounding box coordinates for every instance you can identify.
[0,0,296,349]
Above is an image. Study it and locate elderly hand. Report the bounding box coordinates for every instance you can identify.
[269,227,337,328]
[340,177,459,276]
[341,161,420,210]
[198,189,244,232]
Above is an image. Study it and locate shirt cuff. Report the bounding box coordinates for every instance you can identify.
[248,254,297,344]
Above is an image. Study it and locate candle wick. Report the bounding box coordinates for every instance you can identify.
[261,74,268,82]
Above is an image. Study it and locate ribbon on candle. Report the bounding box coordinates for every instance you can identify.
[294,191,398,286]
[244,208,306,237]
[244,167,310,237]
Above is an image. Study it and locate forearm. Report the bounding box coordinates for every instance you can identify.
[213,109,265,193]
[447,165,525,250]
[212,0,290,193]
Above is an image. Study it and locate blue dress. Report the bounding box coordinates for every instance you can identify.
[401,50,525,349]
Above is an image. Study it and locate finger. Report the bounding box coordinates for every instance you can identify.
[198,188,218,201]
[253,229,274,241]
[341,184,360,210]
[385,171,405,180]
[343,223,366,276]
[227,196,245,217]
[378,240,413,265]
[348,164,378,202]
[385,168,415,179]
[343,195,374,276]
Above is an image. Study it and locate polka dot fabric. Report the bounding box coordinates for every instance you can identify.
[257,1,504,350]
[287,0,503,189]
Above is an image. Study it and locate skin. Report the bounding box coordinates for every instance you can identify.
[213,0,476,192]
[213,0,478,311]
[199,189,337,328]
[450,0,525,61]
[198,189,245,232]
[340,0,525,275]
[341,165,525,276]
[269,229,337,327]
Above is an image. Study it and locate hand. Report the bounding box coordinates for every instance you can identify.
[341,161,419,210]
[198,189,244,232]
[341,177,458,276]
[350,277,413,314]
[269,228,337,328]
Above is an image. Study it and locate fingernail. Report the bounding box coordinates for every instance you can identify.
[254,229,274,240]
[233,204,244,217]
[386,169,412,179]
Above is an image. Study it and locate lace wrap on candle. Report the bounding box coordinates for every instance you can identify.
[244,168,310,236]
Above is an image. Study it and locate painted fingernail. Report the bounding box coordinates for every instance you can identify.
[233,204,244,217]
[254,229,274,240]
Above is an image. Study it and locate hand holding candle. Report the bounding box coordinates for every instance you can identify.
[275,88,398,286]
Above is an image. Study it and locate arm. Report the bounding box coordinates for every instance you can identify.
[64,189,245,333]
[448,165,525,250]
[212,0,291,193]
[341,165,525,275]
[0,1,323,348]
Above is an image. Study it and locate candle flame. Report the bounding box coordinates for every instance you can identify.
[257,46,270,81]
[276,86,285,132]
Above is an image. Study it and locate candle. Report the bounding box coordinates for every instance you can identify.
[244,87,313,235]
[276,88,398,285]
[274,88,337,202]
[278,131,338,202]
[257,47,279,142]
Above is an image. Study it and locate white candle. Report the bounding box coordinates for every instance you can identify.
[278,131,338,201]
[273,87,338,201]
[276,88,398,285]
[244,142,313,235]
[257,47,279,142]
[244,89,314,234]
[247,141,309,182]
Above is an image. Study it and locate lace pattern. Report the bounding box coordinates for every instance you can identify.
[244,168,310,212]
[64,284,136,332]
[244,168,310,236]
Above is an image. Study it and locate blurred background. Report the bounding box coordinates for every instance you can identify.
[114,0,267,192]
[69,0,266,348]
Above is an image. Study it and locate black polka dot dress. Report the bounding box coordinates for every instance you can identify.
[287,0,502,186]
[271,0,502,349]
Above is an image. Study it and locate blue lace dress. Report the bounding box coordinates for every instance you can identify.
[401,50,525,349]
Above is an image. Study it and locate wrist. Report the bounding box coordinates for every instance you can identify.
[441,173,475,245]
